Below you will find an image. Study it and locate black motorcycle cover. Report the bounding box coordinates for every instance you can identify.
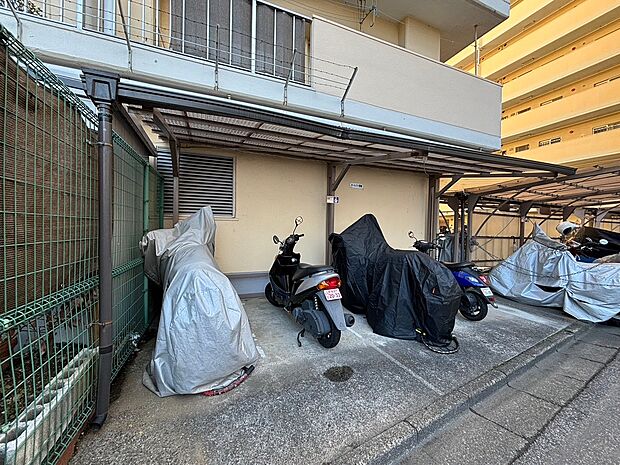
[329,214,461,344]
[571,227,620,260]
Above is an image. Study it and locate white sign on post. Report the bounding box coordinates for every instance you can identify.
[349,182,364,190]
[326,196,340,204]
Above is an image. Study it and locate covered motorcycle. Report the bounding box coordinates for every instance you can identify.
[329,215,461,347]
[141,207,259,397]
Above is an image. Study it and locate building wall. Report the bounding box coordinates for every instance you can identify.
[334,166,429,250]
[446,0,620,193]
[312,17,502,139]
[165,150,429,273]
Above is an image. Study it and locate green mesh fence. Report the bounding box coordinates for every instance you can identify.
[0,25,164,465]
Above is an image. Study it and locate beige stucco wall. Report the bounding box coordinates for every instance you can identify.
[168,151,430,273]
[398,16,441,61]
[334,167,429,251]
[212,152,327,273]
[311,17,502,139]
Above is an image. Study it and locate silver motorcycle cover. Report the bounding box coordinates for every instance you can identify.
[140,207,259,397]
[490,224,620,322]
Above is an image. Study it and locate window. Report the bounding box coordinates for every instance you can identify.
[538,137,561,147]
[158,152,235,217]
[168,0,308,81]
[516,107,531,114]
[256,2,308,81]
[594,75,620,87]
[515,144,530,153]
[540,96,562,106]
[593,121,620,135]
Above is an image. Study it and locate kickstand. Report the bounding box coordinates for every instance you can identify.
[297,329,305,347]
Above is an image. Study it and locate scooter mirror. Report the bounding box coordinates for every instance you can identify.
[295,216,304,226]
[408,231,415,239]
[273,235,280,244]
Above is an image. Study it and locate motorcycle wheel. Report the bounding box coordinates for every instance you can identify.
[317,324,341,348]
[264,283,281,307]
[316,300,341,348]
[459,290,488,321]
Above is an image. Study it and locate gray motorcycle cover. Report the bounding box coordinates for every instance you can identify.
[490,224,620,322]
[140,207,259,396]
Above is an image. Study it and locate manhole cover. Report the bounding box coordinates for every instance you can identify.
[323,365,354,382]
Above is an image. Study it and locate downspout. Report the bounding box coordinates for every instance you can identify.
[82,69,120,428]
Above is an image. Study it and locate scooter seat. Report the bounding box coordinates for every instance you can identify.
[442,261,475,270]
[293,263,334,281]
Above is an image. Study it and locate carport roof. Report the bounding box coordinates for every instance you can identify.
[462,165,620,210]
[115,79,575,178]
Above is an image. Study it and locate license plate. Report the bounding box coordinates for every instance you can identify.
[481,287,494,297]
[324,289,342,301]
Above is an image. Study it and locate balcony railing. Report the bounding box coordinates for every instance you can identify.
[0,0,359,97]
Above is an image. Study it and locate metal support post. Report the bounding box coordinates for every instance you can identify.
[473,24,480,77]
[214,24,220,91]
[465,195,479,261]
[518,201,533,246]
[562,205,577,221]
[82,68,119,428]
[427,176,439,243]
[340,67,358,116]
[116,0,133,70]
[446,196,460,263]
[326,164,337,264]
[459,198,466,262]
[283,49,297,105]
[143,165,150,327]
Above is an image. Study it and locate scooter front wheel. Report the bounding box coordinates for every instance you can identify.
[459,290,488,321]
[264,283,281,307]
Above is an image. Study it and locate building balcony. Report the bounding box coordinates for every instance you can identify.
[515,129,620,166]
[502,28,620,108]
[502,78,620,143]
[0,0,502,150]
[475,0,620,81]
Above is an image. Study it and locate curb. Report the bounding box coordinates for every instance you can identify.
[332,321,588,465]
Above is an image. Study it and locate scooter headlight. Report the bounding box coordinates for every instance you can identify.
[317,277,341,290]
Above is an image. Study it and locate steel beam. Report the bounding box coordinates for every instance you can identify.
[152,109,180,223]
[116,80,574,176]
[436,175,463,198]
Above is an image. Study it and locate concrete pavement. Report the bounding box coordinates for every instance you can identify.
[401,324,620,465]
[69,297,581,465]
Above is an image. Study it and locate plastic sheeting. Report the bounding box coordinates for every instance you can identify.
[141,207,259,397]
[490,224,620,323]
[329,215,461,344]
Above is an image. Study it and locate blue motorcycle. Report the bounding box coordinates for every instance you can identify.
[410,233,496,321]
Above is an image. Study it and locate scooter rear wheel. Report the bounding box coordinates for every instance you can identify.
[314,299,341,348]
[317,326,341,348]
[264,283,281,307]
[459,290,488,321]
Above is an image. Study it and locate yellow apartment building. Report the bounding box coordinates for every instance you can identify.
[448,0,620,171]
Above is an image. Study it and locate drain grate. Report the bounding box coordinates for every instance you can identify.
[323,366,354,382]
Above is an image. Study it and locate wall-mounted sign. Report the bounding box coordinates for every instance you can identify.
[326,196,340,204]
[349,182,364,190]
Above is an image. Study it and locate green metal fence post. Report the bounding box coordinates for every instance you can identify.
[83,69,120,428]
[143,164,150,329]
